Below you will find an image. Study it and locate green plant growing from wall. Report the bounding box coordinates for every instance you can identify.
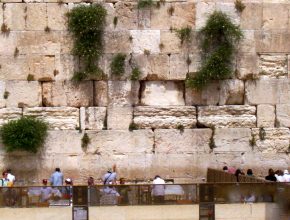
[249,133,256,149]
[259,127,266,140]
[113,16,118,28]
[27,74,35,81]
[1,23,10,34]
[185,11,243,90]
[14,47,19,58]
[176,124,184,133]
[3,91,9,99]
[137,0,154,9]
[44,26,51,33]
[0,117,48,153]
[168,6,174,16]
[235,0,246,12]
[209,127,216,150]
[131,67,142,80]
[129,122,139,131]
[110,53,126,76]
[175,27,191,45]
[81,133,90,150]
[67,4,107,81]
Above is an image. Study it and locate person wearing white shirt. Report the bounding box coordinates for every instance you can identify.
[282,170,290,182]
[152,175,165,204]
[6,169,15,185]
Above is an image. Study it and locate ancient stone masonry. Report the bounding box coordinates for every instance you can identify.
[0,0,290,183]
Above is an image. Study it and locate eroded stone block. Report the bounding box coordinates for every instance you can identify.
[197,105,256,128]
[259,54,287,78]
[0,108,22,126]
[26,3,47,31]
[255,31,290,53]
[257,104,275,128]
[133,106,196,129]
[94,81,108,107]
[240,3,262,30]
[107,106,132,130]
[47,3,69,31]
[42,81,93,107]
[262,4,288,30]
[171,2,195,29]
[160,30,181,54]
[130,30,160,54]
[104,31,131,53]
[23,107,79,130]
[155,129,212,154]
[195,1,215,30]
[276,104,290,127]
[214,128,252,152]
[252,128,290,153]
[141,81,184,106]
[169,53,188,80]
[108,81,139,106]
[114,2,137,30]
[219,80,244,105]
[80,107,106,130]
[4,3,26,31]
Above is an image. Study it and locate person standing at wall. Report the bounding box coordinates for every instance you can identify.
[49,168,63,186]
[152,175,165,204]
[6,169,15,186]
[103,164,117,185]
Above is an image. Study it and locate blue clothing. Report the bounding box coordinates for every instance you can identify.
[50,171,63,186]
[102,172,117,184]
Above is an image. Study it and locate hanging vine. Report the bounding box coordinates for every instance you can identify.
[186,11,243,90]
[67,4,107,81]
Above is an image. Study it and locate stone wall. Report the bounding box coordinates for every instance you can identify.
[0,0,289,183]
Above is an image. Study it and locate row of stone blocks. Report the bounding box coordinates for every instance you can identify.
[1,104,290,130]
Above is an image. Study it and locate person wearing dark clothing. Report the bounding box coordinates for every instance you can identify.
[265,168,277,182]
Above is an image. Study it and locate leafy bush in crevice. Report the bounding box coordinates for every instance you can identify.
[175,27,191,45]
[259,127,266,140]
[81,133,90,150]
[130,67,142,80]
[137,0,154,9]
[129,122,139,131]
[110,53,126,76]
[186,11,243,90]
[235,0,246,12]
[67,4,107,81]
[0,117,48,153]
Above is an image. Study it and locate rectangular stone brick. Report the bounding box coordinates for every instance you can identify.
[42,81,93,107]
[107,106,132,130]
[197,105,256,128]
[114,2,137,30]
[0,108,22,126]
[240,3,262,30]
[133,106,196,129]
[155,129,212,154]
[0,32,18,56]
[104,31,131,54]
[150,3,171,30]
[276,104,290,127]
[3,3,26,31]
[160,31,181,54]
[195,1,215,30]
[255,31,290,53]
[27,55,56,81]
[47,3,69,31]
[80,107,106,130]
[214,128,252,152]
[262,4,288,30]
[169,53,188,80]
[108,81,139,106]
[171,2,195,29]
[23,107,79,130]
[0,55,28,80]
[94,81,108,107]
[257,104,275,128]
[259,54,287,78]
[26,3,47,31]
[130,30,160,54]
[236,53,259,80]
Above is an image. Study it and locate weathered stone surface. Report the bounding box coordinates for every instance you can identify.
[0,32,18,56]
[259,54,287,78]
[108,81,139,106]
[107,106,132,130]
[0,108,22,126]
[262,4,288,30]
[240,3,262,30]
[137,9,150,29]
[146,54,170,80]
[255,31,290,53]
[47,3,68,31]
[130,30,160,54]
[160,31,181,54]
[94,81,108,107]
[0,4,3,26]
[26,3,47,31]
[133,106,196,129]
[195,2,215,30]
[141,81,185,106]
[4,3,26,31]
[171,2,195,29]
[197,106,256,128]
[155,129,212,154]
[216,2,240,25]
[239,31,256,54]
[80,107,106,130]
[276,104,290,127]
[169,53,188,80]
[104,31,131,53]
[219,80,244,105]
[214,128,252,152]
[86,129,154,155]
[114,2,137,30]
[245,79,290,105]
[150,4,171,30]
[257,104,275,128]
[23,107,79,130]
[54,54,76,81]
[27,55,56,81]
[42,81,93,107]
[236,53,259,80]
[6,81,41,107]
[252,128,290,153]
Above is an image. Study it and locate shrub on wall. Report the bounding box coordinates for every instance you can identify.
[0,117,48,153]
[110,53,126,76]
[186,11,243,90]
[67,4,107,81]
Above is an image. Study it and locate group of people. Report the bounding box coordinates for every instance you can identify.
[0,169,15,187]
[222,166,290,182]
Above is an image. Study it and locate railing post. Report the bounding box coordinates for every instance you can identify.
[72,186,89,220]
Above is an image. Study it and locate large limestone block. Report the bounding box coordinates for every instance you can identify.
[154,129,212,154]
[0,108,22,126]
[108,81,139,106]
[195,1,215,30]
[3,3,26,31]
[171,2,195,29]
[0,32,18,56]
[239,31,256,54]
[255,31,290,53]
[42,81,93,107]
[114,2,137,30]
[219,80,244,105]
[133,106,196,129]
[27,55,56,81]
[240,3,262,30]
[43,131,83,154]
[216,2,240,25]
[47,4,69,31]
[251,128,290,153]
[0,4,2,26]
[6,81,41,107]
[197,105,256,128]
[160,31,181,54]
[80,107,106,130]
[104,31,131,53]
[150,4,171,30]
[236,53,259,80]
[107,106,132,130]
[0,55,29,80]
[130,30,160,54]
[141,81,185,106]
[169,53,188,80]
[54,54,76,81]
[213,128,252,152]
[276,104,290,127]
[259,54,287,78]
[146,54,170,80]
[23,107,79,130]
[137,9,150,29]
[262,4,288,30]
[257,105,275,128]
[94,81,108,107]
[26,3,47,31]
[86,129,154,155]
